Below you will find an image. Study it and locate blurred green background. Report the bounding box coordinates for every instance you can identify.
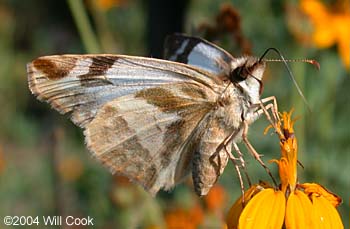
[0,0,349,228]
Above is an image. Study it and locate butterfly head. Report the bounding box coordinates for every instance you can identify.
[229,56,266,103]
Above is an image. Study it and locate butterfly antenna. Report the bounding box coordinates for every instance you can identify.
[259,48,319,112]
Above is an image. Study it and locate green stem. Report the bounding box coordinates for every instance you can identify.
[67,0,101,53]
[89,0,119,53]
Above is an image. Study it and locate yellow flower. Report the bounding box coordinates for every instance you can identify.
[300,183,342,207]
[226,110,344,229]
[300,0,350,69]
[226,182,272,228]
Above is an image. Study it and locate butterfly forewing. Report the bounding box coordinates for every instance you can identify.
[27,55,223,127]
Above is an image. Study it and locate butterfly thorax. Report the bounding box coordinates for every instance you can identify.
[229,56,266,105]
[215,85,245,129]
[215,57,266,129]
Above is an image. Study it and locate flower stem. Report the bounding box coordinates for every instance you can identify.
[67,0,101,53]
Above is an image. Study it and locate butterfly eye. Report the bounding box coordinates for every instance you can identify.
[230,66,248,83]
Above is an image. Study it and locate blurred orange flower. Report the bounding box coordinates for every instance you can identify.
[165,204,204,229]
[94,0,127,11]
[58,155,84,182]
[204,184,227,212]
[0,146,5,173]
[226,110,343,229]
[300,0,350,69]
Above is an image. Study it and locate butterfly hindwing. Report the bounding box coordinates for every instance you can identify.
[85,83,217,195]
[164,34,234,76]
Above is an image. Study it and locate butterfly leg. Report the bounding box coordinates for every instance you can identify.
[241,121,278,186]
[257,96,285,138]
[260,96,279,121]
[223,144,245,199]
[232,143,251,186]
[247,96,284,138]
[248,96,279,123]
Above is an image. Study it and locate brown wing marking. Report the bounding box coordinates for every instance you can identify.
[84,84,216,195]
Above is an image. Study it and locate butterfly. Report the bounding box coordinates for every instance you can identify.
[27,34,276,196]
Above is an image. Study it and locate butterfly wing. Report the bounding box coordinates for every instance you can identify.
[164,34,234,76]
[85,84,217,195]
[27,54,225,195]
[28,55,224,127]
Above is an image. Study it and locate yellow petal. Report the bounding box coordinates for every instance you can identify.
[312,23,337,48]
[311,194,344,229]
[300,183,342,207]
[238,189,285,229]
[226,184,267,229]
[337,37,350,69]
[285,190,315,228]
[280,139,298,191]
[282,109,296,134]
[300,0,331,46]
[300,0,329,21]
[335,15,350,69]
[271,157,289,193]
